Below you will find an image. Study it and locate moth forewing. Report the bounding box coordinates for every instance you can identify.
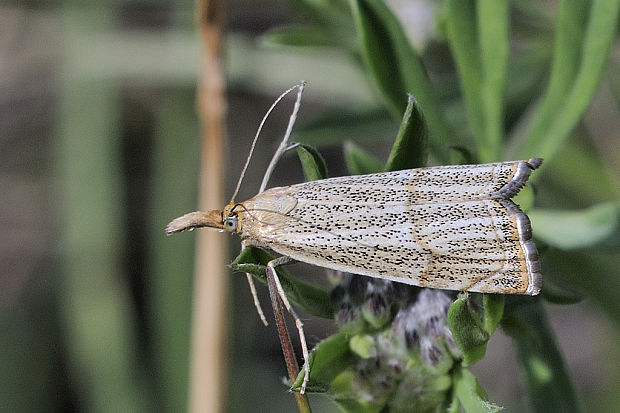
[235,158,542,296]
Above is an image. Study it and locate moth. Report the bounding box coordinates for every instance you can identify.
[166,83,542,393]
[168,159,542,293]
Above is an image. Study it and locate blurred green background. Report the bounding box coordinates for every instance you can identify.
[1,1,619,412]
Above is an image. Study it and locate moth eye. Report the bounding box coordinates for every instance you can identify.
[223,215,238,232]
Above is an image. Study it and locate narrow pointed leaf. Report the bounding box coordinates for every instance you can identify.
[502,299,582,413]
[447,145,477,165]
[293,108,395,146]
[288,0,353,33]
[292,332,353,392]
[482,294,504,334]
[477,0,509,161]
[444,1,484,152]
[262,26,342,48]
[296,143,328,181]
[384,94,428,171]
[453,367,501,413]
[343,141,383,175]
[541,279,583,305]
[517,0,589,156]
[333,397,384,413]
[349,0,454,161]
[543,249,620,329]
[519,0,620,165]
[529,202,620,251]
[445,0,508,162]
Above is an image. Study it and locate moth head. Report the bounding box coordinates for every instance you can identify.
[165,209,225,235]
[222,203,243,233]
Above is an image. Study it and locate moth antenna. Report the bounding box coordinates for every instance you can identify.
[259,81,306,193]
[231,203,261,224]
[230,82,307,203]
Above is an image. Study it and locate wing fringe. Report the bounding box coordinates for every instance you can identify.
[492,158,542,199]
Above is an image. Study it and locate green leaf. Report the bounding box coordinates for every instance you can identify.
[292,108,396,147]
[446,391,460,413]
[444,0,508,162]
[262,26,341,48]
[447,295,489,366]
[543,249,620,329]
[529,202,620,251]
[502,298,583,413]
[512,185,536,213]
[384,94,428,171]
[515,0,589,158]
[540,279,583,305]
[348,334,376,359]
[504,45,550,116]
[232,247,334,319]
[296,143,329,181]
[348,0,412,117]
[349,0,454,162]
[443,0,484,159]
[482,295,504,335]
[453,367,501,413]
[331,371,386,412]
[343,141,383,175]
[539,137,618,204]
[292,333,353,393]
[518,0,620,165]
[333,395,384,413]
[447,145,477,165]
[287,0,353,33]
[477,0,509,162]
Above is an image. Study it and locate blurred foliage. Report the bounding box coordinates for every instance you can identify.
[2,0,620,412]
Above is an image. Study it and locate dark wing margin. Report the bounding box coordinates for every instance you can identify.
[492,158,543,199]
[494,157,543,295]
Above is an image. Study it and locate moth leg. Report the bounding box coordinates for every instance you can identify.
[240,243,268,326]
[267,256,311,394]
[247,274,268,326]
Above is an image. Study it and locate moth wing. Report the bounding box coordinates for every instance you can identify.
[278,158,541,204]
[239,159,542,295]
[242,198,540,295]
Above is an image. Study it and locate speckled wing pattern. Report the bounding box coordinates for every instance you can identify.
[240,159,542,295]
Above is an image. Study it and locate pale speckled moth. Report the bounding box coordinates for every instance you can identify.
[165,83,542,393]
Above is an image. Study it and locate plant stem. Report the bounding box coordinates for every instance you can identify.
[266,269,312,413]
[190,0,228,412]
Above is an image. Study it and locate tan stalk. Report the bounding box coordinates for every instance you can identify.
[190,0,228,412]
